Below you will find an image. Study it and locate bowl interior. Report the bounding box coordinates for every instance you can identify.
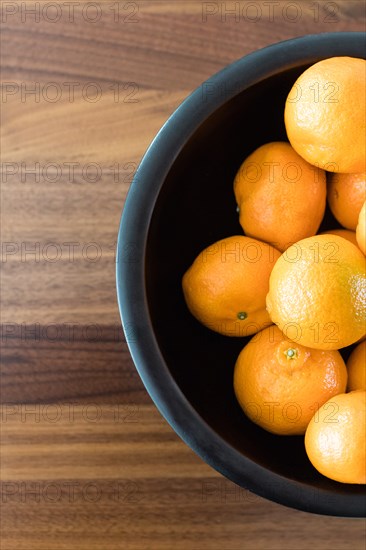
[145,64,363,495]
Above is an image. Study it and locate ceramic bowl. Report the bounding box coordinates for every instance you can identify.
[116,32,366,517]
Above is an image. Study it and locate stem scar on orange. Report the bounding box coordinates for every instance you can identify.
[234,326,347,435]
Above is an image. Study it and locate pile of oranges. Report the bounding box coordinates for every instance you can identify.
[182,57,366,484]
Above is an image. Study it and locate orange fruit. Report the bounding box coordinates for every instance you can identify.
[182,236,281,337]
[266,235,366,350]
[356,201,366,255]
[305,391,366,484]
[321,229,358,247]
[347,341,366,391]
[234,326,347,435]
[285,57,366,173]
[233,141,326,252]
[327,171,366,230]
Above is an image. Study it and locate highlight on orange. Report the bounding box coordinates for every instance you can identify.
[266,235,366,350]
[305,391,366,484]
[285,56,366,174]
[356,201,366,255]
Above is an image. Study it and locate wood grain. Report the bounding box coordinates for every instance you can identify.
[1,1,366,548]
[1,406,366,550]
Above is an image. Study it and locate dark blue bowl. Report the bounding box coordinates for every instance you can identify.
[116,32,366,517]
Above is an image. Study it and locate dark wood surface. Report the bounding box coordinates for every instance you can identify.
[1,2,366,548]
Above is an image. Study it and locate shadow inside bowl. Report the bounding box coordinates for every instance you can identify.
[145,64,364,496]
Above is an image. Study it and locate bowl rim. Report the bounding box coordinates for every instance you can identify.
[116,32,366,517]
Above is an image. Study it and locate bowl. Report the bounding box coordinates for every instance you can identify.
[116,32,366,517]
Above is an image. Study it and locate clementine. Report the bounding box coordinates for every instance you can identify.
[285,57,366,173]
[327,171,365,230]
[266,235,366,350]
[234,326,347,435]
[305,391,366,484]
[234,141,326,252]
[182,236,281,337]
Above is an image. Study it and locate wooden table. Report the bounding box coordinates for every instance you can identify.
[1,2,366,548]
